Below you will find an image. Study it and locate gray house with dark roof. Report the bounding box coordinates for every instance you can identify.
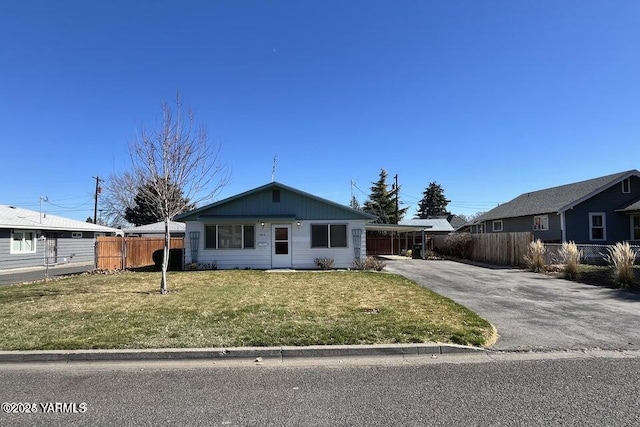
[0,205,119,271]
[175,182,377,269]
[469,170,640,245]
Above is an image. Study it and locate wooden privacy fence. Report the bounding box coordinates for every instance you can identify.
[432,232,533,266]
[470,232,532,266]
[96,236,185,270]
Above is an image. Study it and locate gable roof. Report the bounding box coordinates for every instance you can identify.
[175,182,377,222]
[0,205,119,233]
[474,170,640,222]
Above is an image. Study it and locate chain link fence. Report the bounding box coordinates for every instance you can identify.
[544,243,640,265]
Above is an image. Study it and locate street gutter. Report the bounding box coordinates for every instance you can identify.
[0,343,485,363]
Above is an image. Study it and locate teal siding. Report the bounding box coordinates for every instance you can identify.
[182,184,372,221]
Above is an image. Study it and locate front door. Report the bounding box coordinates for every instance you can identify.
[271,225,292,268]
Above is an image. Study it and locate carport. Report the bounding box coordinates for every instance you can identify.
[365,224,432,256]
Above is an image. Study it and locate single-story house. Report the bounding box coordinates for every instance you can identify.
[0,205,120,271]
[122,221,186,237]
[468,169,640,245]
[175,182,377,269]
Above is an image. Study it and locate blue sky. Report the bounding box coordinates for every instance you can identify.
[1,1,639,222]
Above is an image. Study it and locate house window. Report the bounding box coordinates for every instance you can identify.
[204,225,255,249]
[72,232,83,239]
[589,213,606,241]
[622,178,631,194]
[533,215,549,231]
[272,190,281,203]
[632,215,640,240]
[311,224,348,248]
[11,230,36,253]
[492,220,503,232]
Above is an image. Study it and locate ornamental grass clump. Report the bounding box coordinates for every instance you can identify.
[606,242,638,288]
[559,241,582,279]
[524,239,546,272]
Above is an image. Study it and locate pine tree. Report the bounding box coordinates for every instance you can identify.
[124,178,194,226]
[417,182,450,219]
[363,169,408,223]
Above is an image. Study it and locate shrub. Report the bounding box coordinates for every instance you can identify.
[559,241,582,279]
[406,249,413,258]
[351,258,366,270]
[186,261,218,271]
[351,256,386,271]
[152,248,184,271]
[314,257,335,270]
[524,239,546,272]
[440,233,473,259]
[606,242,638,288]
[365,256,386,271]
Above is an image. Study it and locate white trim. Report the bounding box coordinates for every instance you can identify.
[558,170,640,213]
[533,215,549,231]
[622,178,631,194]
[10,229,37,254]
[589,212,607,241]
[271,224,292,268]
[631,214,640,240]
[492,220,503,232]
[560,211,566,242]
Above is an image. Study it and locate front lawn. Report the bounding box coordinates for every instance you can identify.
[0,270,493,351]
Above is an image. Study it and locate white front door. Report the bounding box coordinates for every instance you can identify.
[271,225,292,268]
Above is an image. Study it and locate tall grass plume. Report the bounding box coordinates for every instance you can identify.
[606,242,638,288]
[559,241,582,279]
[524,239,546,272]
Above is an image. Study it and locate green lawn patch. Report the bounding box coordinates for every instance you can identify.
[0,270,493,351]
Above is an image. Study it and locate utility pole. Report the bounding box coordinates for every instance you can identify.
[394,174,399,224]
[93,176,103,224]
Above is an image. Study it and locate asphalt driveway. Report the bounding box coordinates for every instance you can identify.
[0,262,94,286]
[385,258,640,351]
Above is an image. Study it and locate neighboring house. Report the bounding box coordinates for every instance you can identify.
[175,182,377,269]
[469,170,640,245]
[0,205,120,271]
[122,221,186,237]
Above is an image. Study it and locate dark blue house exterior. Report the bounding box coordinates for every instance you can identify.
[470,170,640,245]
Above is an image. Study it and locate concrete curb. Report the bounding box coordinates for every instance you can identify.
[0,343,486,363]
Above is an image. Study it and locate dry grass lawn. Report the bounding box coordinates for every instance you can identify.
[0,270,493,351]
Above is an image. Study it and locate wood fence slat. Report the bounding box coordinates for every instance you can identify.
[96,236,185,270]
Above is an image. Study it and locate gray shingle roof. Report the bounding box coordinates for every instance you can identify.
[475,170,640,222]
[0,205,119,233]
[122,221,186,234]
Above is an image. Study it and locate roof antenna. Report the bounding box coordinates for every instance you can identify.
[271,156,277,182]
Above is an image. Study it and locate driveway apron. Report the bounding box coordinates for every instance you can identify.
[385,259,640,351]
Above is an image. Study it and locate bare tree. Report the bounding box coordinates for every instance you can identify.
[111,93,229,293]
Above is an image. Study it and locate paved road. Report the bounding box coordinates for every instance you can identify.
[385,259,640,351]
[0,263,94,286]
[1,352,638,426]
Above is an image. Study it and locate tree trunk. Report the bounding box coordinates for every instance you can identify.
[160,218,171,294]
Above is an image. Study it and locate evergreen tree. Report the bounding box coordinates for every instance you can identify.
[124,178,194,226]
[417,182,450,218]
[349,195,361,210]
[363,169,408,223]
